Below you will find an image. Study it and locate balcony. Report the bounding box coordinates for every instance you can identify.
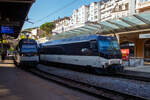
[137,1,150,13]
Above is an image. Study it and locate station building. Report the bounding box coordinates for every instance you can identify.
[52,13,150,66]
[50,0,150,66]
[117,0,150,62]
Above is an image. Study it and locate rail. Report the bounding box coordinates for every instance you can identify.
[26,67,148,100]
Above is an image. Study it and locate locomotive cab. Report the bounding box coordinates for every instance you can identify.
[97,36,123,72]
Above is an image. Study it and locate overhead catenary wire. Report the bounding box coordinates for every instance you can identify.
[33,0,77,24]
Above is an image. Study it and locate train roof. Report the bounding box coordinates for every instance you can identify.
[42,34,101,46]
[19,38,36,43]
[19,38,37,46]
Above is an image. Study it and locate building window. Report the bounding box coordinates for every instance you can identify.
[125,3,129,10]
[94,16,98,19]
[122,4,126,10]
[119,5,122,11]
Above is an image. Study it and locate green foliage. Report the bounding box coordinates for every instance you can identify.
[40,22,55,38]
[39,31,51,38]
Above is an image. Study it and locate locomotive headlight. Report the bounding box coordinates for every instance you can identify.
[108,60,112,65]
[108,59,121,65]
[120,60,122,64]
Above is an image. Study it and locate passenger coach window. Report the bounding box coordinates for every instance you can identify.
[90,41,98,51]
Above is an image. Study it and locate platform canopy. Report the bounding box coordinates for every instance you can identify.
[0,0,35,38]
[52,12,150,40]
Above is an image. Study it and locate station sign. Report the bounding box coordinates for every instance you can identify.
[1,26,14,34]
[139,34,150,39]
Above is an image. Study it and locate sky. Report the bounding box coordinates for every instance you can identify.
[23,0,100,30]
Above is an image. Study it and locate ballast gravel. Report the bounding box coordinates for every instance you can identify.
[37,64,150,100]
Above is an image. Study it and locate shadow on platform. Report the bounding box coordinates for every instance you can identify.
[0,60,15,66]
[0,62,24,100]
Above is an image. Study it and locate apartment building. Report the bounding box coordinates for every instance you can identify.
[72,2,101,23]
[136,0,150,13]
[100,0,136,21]
[88,2,101,22]
[29,28,42,39]
[52,5,89,34]
[72,9,78,24]
[52,17,70,34]
[52,0,137,34]
[100,0,113,21]
[72,5,89,24]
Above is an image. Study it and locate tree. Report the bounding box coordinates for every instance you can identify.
[40,22,55,38]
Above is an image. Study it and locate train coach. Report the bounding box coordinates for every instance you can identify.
[14,38,39,68]
[39,35,123,72]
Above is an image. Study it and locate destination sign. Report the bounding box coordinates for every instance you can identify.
[1,26,14,34]
[139,34,150,39]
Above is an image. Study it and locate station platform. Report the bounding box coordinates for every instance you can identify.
[125,64,150,73]
[0,60,99,100]
[121,64,150,79]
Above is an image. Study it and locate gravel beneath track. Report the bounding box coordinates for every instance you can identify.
[37,64,150,100]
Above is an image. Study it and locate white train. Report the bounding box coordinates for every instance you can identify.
[39,35,123,72]
[14,39,39,68]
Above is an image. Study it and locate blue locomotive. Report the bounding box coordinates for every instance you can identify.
[39,35,123,72]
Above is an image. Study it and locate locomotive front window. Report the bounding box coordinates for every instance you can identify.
[21,44,38,53]
[98,38,120,54]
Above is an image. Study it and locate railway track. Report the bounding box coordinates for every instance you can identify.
[41,62,150,82]
[94,72,150,82]
[27,67,148,100]
[110,73,150,82]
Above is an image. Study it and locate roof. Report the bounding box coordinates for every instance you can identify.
[0,0,35,38]
[44,34,116,46]
[44,35,98,46]
[51,12,150,40]
[0,0,35,3]
[54,17,71,23]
